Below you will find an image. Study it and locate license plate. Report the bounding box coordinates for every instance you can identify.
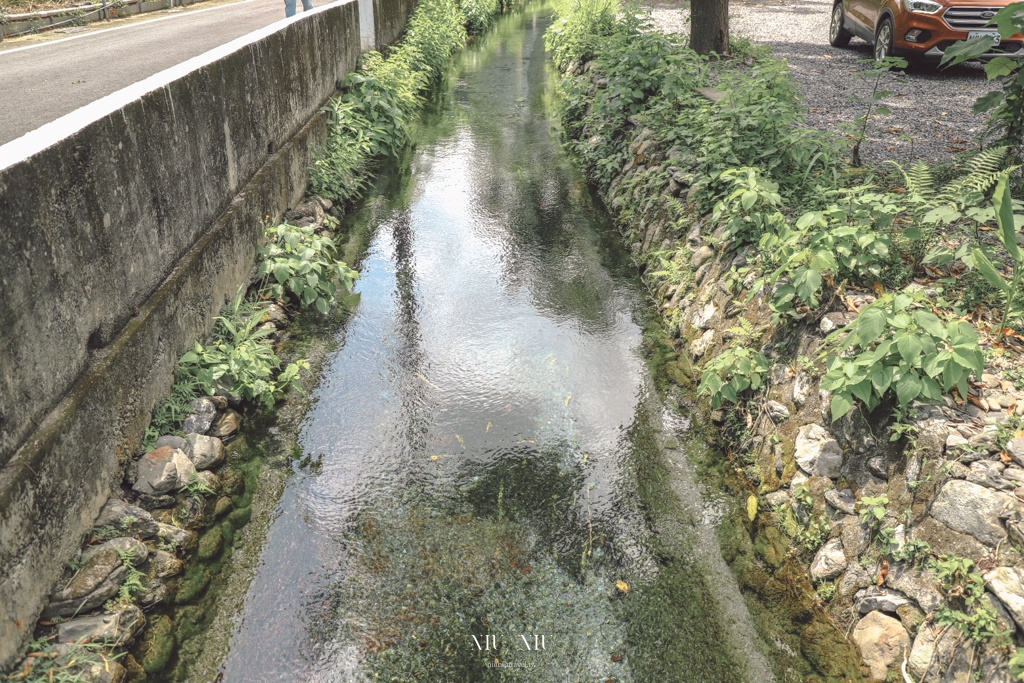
[968,31,1000,43]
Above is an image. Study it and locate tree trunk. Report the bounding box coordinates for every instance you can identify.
[690,0,729,56]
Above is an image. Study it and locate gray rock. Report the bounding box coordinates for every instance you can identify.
[792,372,812,408]
[852,611,909,682]
[138,578,168,609]
[685,223,702,248]
[196,470,221,494]
[825,488,856,515]
[945,432,968,449]
[690,245,714,269]
[765,400,790,421]
[840,514,872,557]
[691,302,716,330]
[133,446,195,495]
[134,493,176,510]
[57,604,145,647]
[210,409,241,438]
[854,587,910,614]
[185,433,224,470]
[181,397,217,434]
[837,563,873,600]
[152,550,182,579]
[156,522,193,551]
[968,460,1013,491]
[1003,467,1024,484]
[984,566,1024,630]
[154,435,187,451]
[810,537,847,581]
[930,479,1019,547]
[1007,437,1024,468]
[93,498,158,539]
[763,490,790,508]
[867,456,887,480]
[969,427,999,452]
[905,454,922,484]
[886,563,944,614]
[794,424,843,478]
[819,311,856,335]
[690,329,715,359]
[43,538,147,618]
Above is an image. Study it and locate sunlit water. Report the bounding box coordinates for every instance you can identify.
[215,7,752,682]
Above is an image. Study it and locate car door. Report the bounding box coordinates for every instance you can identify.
[846,0,875,37]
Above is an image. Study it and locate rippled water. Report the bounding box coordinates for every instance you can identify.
[214,7,762,682]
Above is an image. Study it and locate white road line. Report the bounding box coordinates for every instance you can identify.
[0,0,258,57]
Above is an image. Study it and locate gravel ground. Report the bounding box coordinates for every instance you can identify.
[646,0,994,164]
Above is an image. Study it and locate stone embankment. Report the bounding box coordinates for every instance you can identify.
[593,107,1024,683]
[10,196,333,683]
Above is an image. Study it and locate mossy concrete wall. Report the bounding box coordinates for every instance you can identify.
[0,0,415,669]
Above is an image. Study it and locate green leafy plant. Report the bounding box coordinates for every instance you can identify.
[115,548,145,603]
[256,223,358,314]
[180,289,310,408]
[850,56,907,167]
[545,0,619,70]
[818,292,984,421]
[857,495,888,530]
[697,344,769,408]
[142,367,202,450]
[1010,647,1024,681]
[967,173,1024,341]
[711,167,785,247]
[877,526,930,564]
[181,472,215,503]
[942,4,1024,163]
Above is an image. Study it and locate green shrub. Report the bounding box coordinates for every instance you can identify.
[545,0,619,71]
[697,344,769,408]
[180,290,309,408]
[818,292,983,421]
[256,223,358,314]
[711,167,784,247]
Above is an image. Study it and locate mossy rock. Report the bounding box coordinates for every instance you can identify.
[197,526,224,561]
[663,361,691,386]
[174,604,209,643]
[220,468,244,497]
[220,519,235,547]
[800,618,865,681]
[753,526,788,568]
[213,496,233,519]
[139,615,176,674]
[122,654,146,683]
[226,506,252,530]
[175,567,211,604]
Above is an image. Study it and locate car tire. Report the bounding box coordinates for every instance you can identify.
[874,16,895,61]
[829,2,853,48]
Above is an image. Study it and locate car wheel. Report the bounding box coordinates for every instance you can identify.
[829,2,853,47]
[874,16,894,61]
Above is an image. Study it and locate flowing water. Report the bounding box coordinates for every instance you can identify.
[208,7,772,682]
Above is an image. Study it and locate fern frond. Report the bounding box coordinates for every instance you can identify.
[938,147,1011,207]
[906,162,936,198]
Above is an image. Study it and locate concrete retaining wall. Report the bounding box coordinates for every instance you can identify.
[0,0,414,669]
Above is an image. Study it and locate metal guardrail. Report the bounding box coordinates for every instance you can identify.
[0,0,204,40]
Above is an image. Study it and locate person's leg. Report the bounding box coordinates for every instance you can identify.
[300,0,312,11]
[284,0,296,17]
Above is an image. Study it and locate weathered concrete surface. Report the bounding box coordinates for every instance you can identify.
[0,0,414,668]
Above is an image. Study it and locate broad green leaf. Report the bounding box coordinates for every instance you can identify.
[992,173,1022,262]
[831,393,853,422]
[897,332,923,363]
[940,36,996,68]
[972,248,1010,291]
[870,365,894,395]
[741,191,758,210]
[896,373,923,406]
[993,2,1024,39]
[912,311,946,338]
[857,306,886,344]
[850,379,873,405]
[315,296,329,315]
[273,263,290,285]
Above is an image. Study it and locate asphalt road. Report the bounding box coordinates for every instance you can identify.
[0,0,306,145]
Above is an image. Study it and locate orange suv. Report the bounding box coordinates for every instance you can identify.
[829,0,1024,62]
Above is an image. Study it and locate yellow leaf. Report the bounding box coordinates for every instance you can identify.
[747,495,758,521]
[565,395,572,406]
[615,580,629,595]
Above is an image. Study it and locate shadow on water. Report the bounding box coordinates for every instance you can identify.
[193,5,779,682]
